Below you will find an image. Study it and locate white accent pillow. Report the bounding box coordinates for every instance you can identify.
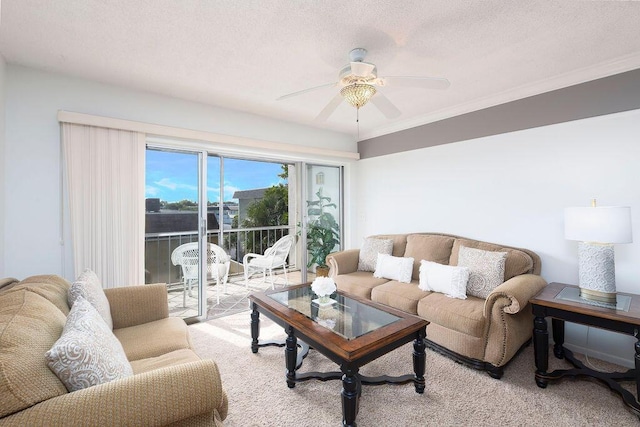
[68,269,113,329]
[418,260,469,299]
[458,246,507,299]
[358,237,393,272]
[373,254,414,283]
[45,297,133,392]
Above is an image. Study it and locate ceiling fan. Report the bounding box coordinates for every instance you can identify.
[277,48,450,121]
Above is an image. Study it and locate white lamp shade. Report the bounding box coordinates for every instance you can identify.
[564,206,632,244]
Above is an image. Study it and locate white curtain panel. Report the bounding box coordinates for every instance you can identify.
[62,123,145,287]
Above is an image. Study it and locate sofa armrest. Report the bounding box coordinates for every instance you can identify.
[104,283,169,329]
[327,249,360,277]
[483,274,547,318]
[0,359,228,427]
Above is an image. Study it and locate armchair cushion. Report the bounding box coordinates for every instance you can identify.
[0,290,67,418]
[45,298,133,392]
[358,237,393,272]
[114,317,192,361]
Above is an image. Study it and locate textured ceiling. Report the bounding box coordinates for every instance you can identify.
[1,0,640,141]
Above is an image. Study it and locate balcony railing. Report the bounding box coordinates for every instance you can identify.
[144,225,295,286]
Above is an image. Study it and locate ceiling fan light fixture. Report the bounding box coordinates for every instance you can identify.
[340,83,376,109]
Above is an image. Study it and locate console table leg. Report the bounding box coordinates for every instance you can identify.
[552,318,565,359]
[413,327,426,394]
[250,304,260,354]
[341,365,360,427]
[285,326,297,388]
[533,315,549,388]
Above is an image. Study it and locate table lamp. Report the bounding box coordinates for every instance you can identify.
[564,200,632,304]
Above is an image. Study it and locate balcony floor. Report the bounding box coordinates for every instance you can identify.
[167,270,314,320]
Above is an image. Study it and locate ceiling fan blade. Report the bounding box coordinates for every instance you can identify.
[350,61,376,77]
[277,82,337,101]
[381,76,451,90]
[371,92,401,119]
[315,93,344,122]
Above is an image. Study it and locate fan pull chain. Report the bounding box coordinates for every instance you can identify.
[356,107,360,141]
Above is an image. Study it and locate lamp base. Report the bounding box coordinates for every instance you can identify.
[577,241,617,304]
[579,287,617,304]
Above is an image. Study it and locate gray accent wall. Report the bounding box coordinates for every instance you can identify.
[359,68,640,159]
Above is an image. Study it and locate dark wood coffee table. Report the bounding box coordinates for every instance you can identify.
[249,283,428,427]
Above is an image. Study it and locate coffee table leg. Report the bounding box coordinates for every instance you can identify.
[341,365,360,427]
[251,303,260,354]
[285,326,298,388]
[413,327,426,394]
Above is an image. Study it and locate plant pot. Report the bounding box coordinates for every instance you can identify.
[315,266,330,277]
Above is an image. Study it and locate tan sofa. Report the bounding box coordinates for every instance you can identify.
[0,275,228,426]
[327,233,547,379]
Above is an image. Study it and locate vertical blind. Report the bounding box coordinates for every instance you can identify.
[61,123,145,287]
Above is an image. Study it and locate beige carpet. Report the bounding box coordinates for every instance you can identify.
[189,312,639,426]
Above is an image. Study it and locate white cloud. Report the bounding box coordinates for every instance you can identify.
[146,185,160,197]
[154,178,197,192]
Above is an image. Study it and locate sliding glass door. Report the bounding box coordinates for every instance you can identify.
[145,148,208,321]
[145,147,304,320]
[304,164,343,279]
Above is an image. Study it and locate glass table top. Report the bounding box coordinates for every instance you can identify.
[268,286,401,340]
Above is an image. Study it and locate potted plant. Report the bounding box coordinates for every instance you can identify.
[306,188,340,277]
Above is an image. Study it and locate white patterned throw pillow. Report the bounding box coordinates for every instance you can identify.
[358,237,393,272]
[68,269,113,329]
[418,260,469,299]
[373,254,414,283]
[45,297,133,392]
[458,246,507,299]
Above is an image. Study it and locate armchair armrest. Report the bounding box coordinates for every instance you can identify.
[0,360,228,426]
[104,283,169,329]
[327,249,360,277]
[483,274,547,318]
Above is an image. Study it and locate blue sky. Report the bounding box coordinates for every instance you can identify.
[145,150,286,202]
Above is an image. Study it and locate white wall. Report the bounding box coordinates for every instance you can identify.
[355,109,640,366]
[3,65,355,281]
[0,55,5,277]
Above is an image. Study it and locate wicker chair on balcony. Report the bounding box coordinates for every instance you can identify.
[171,242,231,306]
[243,234,295,290]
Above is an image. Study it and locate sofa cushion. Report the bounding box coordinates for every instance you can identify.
[371,234,410,257]
[69,269,113,329]
[417,293,486,337]
[358,237,393,272]
[371,281,431,315]
[6,275,72,315]
[334,271,390,299]
[0,290,68,418]
[114,316,192,361]
[404,234,456,280]
[130,348,202,374]
[418,260,469,299]
[373,254,414,283]
[46,297,133,392]
[458,246,507,299]
[449,238,534,281]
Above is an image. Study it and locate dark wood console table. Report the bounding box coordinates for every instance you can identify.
[531,282,640,416]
